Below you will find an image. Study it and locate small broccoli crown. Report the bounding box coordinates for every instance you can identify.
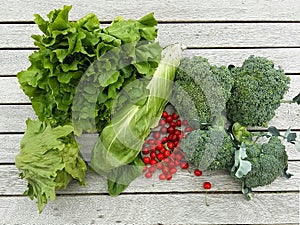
[232,136,288,188]
[180,127,236,171]
[172,56,234,128]
[227,55,290,126]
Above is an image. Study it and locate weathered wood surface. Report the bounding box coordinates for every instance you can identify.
[0,1,299,224]
[2,0,300,22]
[0,194,299,225]
[2,49,300,76]
[2,23,300,48]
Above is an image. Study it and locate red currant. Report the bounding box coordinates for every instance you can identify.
[143,157,151,164]
[143,165,148,172]
[161,136,168,143]
[194,169,202,176]
[166,174,172,180]
[148,139,155,145]
[150,159,157,165]
[156,163,163,170]
[162,111,168,118]
[167,141,175,149]
[180,161,189,169]
[145,172,152,178]
[203,182,212,189]
[170,121,177,128]
[160,127,167,134]
[176,120,182,127]
[142,147,149,155]
[166,115,173,123]
[169,167,177,174]
[148,166,156,173]
[159,173,166,180]
[156,153,165,161]
[159,119,167,126]
[150,152,156,159]
[153,131,161,139]
[167,127,175,134]
[164,150,172,157]
[182,120,188,126]
[185,126,193,132]
[172,113,179,120]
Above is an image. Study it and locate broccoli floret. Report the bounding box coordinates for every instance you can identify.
[171,56,234,128]
[180,127,236,171]
[231,136,288,188]
[227,55,290,126]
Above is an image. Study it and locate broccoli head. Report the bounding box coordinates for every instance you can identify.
[180,127,236,171]
[231,136,288,188]
[171,56,234,128]
[227,55,290,126]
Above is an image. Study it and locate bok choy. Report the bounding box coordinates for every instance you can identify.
[90,43,183,195]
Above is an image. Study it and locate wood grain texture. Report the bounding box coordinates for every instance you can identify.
[2,23,300,48]
[1,0,300,22]
[2,48,300,76]
[1,161,299,196]
[0,96,298,133]
[1,132,300,164]
[1,75,299,104]
[0,193,298,225]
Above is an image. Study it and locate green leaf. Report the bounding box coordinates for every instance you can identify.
[107,156,144,196]
[286,133,297,142]
[292,92,300,104]
[232,143,252,178]
[48,5,71,32]
[268,126,280,137]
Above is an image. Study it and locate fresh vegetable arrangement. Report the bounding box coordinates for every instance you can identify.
[15,5,300,212]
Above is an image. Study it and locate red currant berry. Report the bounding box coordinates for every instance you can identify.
[180,162,189,169]
[185,126,193,132]
[156,162,163,170]
[150,152,156,159]
[143,165,148,172]
[160,127,168,134]
[143,157,151,164]
[156,153,165,161]
[167,127,175,134]
[148,139,155,145]
[159,119,167,126]
[176,120,182,127]
[172,113,179,120]
[170,121,177,128]
[164,150,172,157]
[145,172,152,178]
[203,182,212,189]
[150,159,157,165]
[142,147,149,155]
[159,173,166,180]
[174,160,181,167]
[166,115,173,123]
[161,136,168,143]
[167,142,175,149]
[155,143,164,151]
[162,111,168,118]
[166,173,172,180]
[169,167,177,174]
[182,120,188,126]
[194,169,202,176]
[153,131,161,139]
[148,166,156,173]
[168,161,175,168]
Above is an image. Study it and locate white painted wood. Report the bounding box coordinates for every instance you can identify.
[1,75,299,104]
[0,96,298,133]
[2,23,300,48]
[2,0,300,22]
[1,132,299,164]
[1,161,298,196]
[0,193,298,224]
[2,49,300,76]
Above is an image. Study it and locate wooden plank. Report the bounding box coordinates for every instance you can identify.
[0,193,298,224]
[1,74,299,104]
[2,48,300,76]
[1,161,299,195]
[2,23,300,48]
[2,0,300,22]
[1,132,300,164]
[1,93,299,133]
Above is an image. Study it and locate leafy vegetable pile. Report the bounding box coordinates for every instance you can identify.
[15,5,300,212]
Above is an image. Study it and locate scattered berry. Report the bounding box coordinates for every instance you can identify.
[145,172,152,179]
[194,169,202,176]
[180,162,189,170]
[203,182,212,189]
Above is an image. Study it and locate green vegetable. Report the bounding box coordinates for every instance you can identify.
[180,127,236,171]
[171,56,233,128]
[90,43,183,195]
[227,55,290,126]
[231,136,288,189]
[15,119,86,213]
[231,142,252,178]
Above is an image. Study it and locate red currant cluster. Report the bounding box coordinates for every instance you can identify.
[141,110,212,189]
[142,110,191,180]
